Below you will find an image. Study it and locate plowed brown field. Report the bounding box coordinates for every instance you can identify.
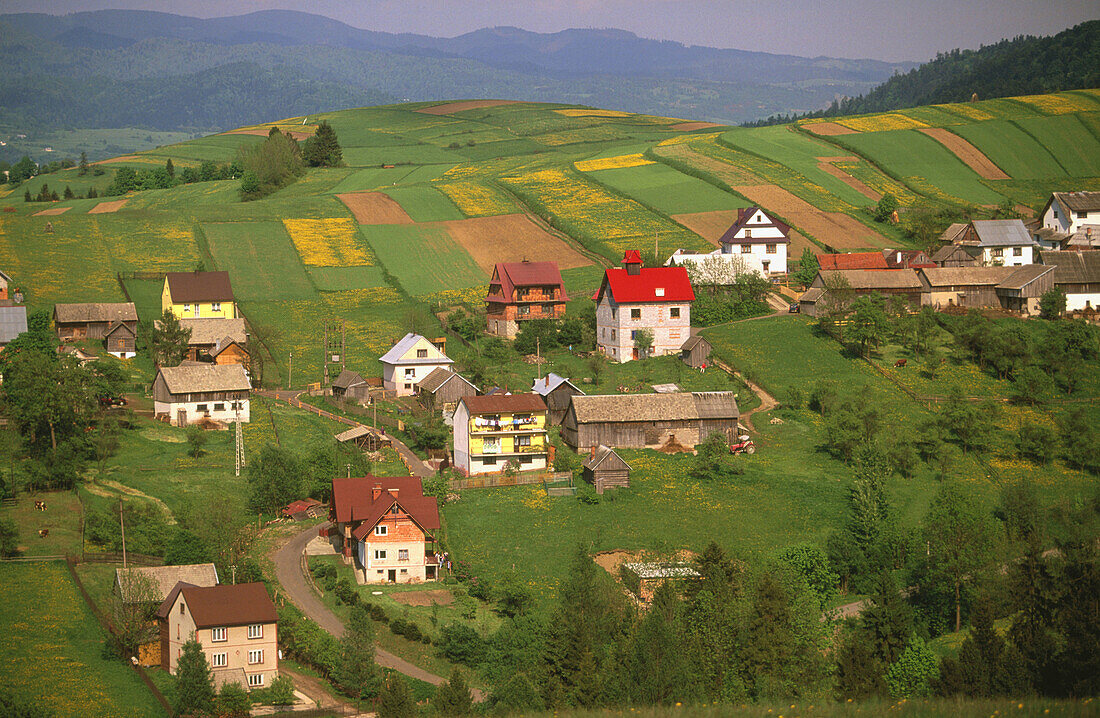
[32,206,72,217]
[918,128,1010,180]
[672,209,820,256]
[226,127,314,141]
[817,159,881,201]
[438,214,591,274]
[337,192,414,225]
[417,100,521,115]
[803,122,859,136]
[87,199,127,214]
[732,185,889,249]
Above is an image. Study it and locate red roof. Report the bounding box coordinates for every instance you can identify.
[485,261,568,304]
[330,475,440,534]
[156,582,277,628]
[623,250,642,264]
[718,207,791,245]
[818,252,889,270]
[594,266,695,304]
[282,498,322,517]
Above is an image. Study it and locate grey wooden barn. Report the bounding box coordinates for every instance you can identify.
[332,369,371,403]
[561,391,739,451]
[679,334,712,369]
[582,445,631,494]
[417,368,478,413]
[531,372,585,424]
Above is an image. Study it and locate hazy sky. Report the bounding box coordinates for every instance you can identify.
[1,0,1096,62]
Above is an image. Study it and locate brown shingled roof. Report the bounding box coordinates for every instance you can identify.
[156,581,276,628]
[166,271,235,303]
[53,302,137,324]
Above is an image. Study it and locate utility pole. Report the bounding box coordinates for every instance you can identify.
[288,351,293,390]
[536,337,541,381]
[119,498,126,569]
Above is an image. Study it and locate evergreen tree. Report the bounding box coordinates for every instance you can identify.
[491,673,543,715]
[63,185,74,200]
[834,629,887,700]
[336,604,380,702]
[78,151,89,176]
[23,189,31,202]
[860,571,913,666]
[215,682,250,717]
[166,158,175,180]
[147,309,192,366]
[175,639,215,716]
[935,598,1030,697]
[376,674,416,718]
[1051,537,1100,697]
[625,581,694,705]
[685,542,745,701]
[1007,545,1059,695]
[433,668,473,716]
[302,120,343,167]
[743,571,798,699]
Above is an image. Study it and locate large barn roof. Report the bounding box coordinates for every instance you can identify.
[156,363,250,394]
[570,391,738,423]
[53,302,137,324]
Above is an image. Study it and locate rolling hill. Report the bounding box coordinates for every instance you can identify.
[3,90,1099,386]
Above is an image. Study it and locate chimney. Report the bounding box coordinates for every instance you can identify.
[372,483,381,500]
[623,250,642,275]
[389,488,399,500]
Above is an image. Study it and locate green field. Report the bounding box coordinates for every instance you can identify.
[202,221,315,301]
[342,144,460,167]
[359,223,487,295]
[1012,114,1100,177]
[383,185,465,222]
[0,562,164,718]
[308,264,389,290]
[587,162,739,214]
[122,278,165,323]
[949,120,1068,178]
[141,132,264,163]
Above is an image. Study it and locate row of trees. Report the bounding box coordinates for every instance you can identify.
[239,122,342,200]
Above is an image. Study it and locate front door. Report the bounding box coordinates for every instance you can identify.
[387,569,397,583]
[632,347,639,360]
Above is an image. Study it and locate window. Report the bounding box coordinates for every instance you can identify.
[518,305,530,316]
[196,404,208,412]
[1078,211,1088,219]
[374,525,388,536]
[212,652,227,668]
[1013,247,1023,256]
[404,383,412,390]
[248,673,264,688]
[516,434,531,447]
[483,457,497,466]
[248,624,263,639]
[670,307,680,319]
[398,549,409,561]
[744,229,752,239]
[630,308,641,320]
[185,304,192,313]
[179,603,185,615]
[520,455,532,464]
[610,330,616,339]
[212,303,221,312]
[400,568,408,574]
[374,550,387,560]
[211,627,227,642]
[416,348,428,358]
[389,506,400,515]
[631,330,638,340]
[992,248,1004,257]
[404,368,415,378]
[214,403,225,411]
[741,245,751,254]
[248,649,263,665]
[766,244,777,254]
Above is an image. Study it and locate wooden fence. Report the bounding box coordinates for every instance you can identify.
[449,470,572,491]
[81,551,164,566]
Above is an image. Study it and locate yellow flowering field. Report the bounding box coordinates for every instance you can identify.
[1015,92,1099,115]
[574,153,654,172]
[554,108,633,118]
[534,126,641,146]
[837,113,929,132]
[423,286,488,307]
[284,217,374,266]
[657,131,723,147]
[435,180,516,217]
[937,103,994,121]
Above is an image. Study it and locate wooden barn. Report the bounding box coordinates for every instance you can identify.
[679,334,712,369]
[335,425,391,452]
[177,318,248,365]
[417,368,479,413]
[332,370,371,403]
[103,321,137,358]
[561,391,739,451]
[531,372,585,424]
[918,265,1055,315]
[582,445,631,494]
[53,302,138,356]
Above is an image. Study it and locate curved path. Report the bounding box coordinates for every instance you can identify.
[711,358,778,433]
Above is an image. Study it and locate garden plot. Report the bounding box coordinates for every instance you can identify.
[342,144,458,167]
[383,186,465,222]
[337,192,415,224]
[817,158,882,200]
[732,185,889,250]
[439,213,592,274]
[1013,114,1100,177]
[949,120,1067,179]
[284,217,374,266]
[671,121,726,131]
[802,122,858,136]
[87,199,128,213]
[203,222,315,301]
[32,206,72,216]
[918,128,1010,180]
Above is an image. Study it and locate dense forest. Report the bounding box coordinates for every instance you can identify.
[746,20,1100,126]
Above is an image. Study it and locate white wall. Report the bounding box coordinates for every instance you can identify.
[1066,291,1100,312]
[155,399,250,426]
[452,403,470,473]
[981,245,1034,267]
[383,361,451,396]
[596,296,690,363]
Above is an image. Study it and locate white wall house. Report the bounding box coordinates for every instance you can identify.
[379,333,453,397]
[1041,191,1100,235]
[964,220,1038,267]
[717,206,789,275]
[152,364,250,427]
[595,251,694,363]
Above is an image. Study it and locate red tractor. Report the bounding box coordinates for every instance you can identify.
[729,433,756,455]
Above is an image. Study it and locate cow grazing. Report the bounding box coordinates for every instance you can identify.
[38,529,49,538]
[894,359,907,368]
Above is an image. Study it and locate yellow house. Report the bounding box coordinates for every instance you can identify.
[162,271,237,320]
[453,393,548,475]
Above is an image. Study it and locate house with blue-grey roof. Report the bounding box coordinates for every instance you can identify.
[951,219,1039,268]
[379,333,453,396]
[0,305,28,348]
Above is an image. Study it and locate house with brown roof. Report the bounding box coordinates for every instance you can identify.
[561,391,739,451]
[485,261,568,338]
[931,243,980,268]
[152,363,250,426]
[453,393,549,475]
[1034,251,1100,311]
[158,581,278,690]
[917,265,1055,315]
[417,367,478,414]
[717,206,790,275]
[329,476,440,583]
[595,251,695,362]
[114,563,219,666]
[800,269,923,317]
[162,271,236,320]
[531,372,585,424]
[53,303,138,357]
[177,318,248,366]
[679,334,713,369]
[332,369,371,403]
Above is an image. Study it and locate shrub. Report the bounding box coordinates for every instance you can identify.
[438,623,484,667]
[369,603,388,622]
[468,575,493,601]
[334,576,358,605]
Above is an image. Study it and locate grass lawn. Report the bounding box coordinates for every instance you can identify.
[359,223,487,296]
[0,490,83,556]
[0,561,164,718]
[343,145,460,167]
[122,278,165,323]
[202,221,316,301]
[950,120,1067,179]
[1012,113,1100,177]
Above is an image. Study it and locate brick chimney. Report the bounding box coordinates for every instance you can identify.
[372,483,381,500]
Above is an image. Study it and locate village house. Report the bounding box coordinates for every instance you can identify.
[948,220,1039,267]
[817,252,889,270]
[331,369,371,403]
[882,248,934,269]
[152,363,250,426]
[917,265,1055,315]
[0,305,28,348]
[157,581,278,690]
[679,334,712,369]
[162,271,237,320]
[1037,191,1100,248]
[931,243,980,268]
[53,302,139,357]
[177,318,248,366]
[596,250,694,362]
[328,476,440,584]
[799,269,924,317]
[531,372,585,425]
[453,393,549,475]
[561,391,739,451]
[582,444,631,494]
[379,333,454,396]
[417,367,479,414]
[0,270,12,302]
[717,206,790,275]
[115,563,219,666]
[485,261,568,338]
[1032,251,1100,311]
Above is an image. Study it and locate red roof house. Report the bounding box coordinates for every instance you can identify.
[818,252,890,270]
[485,260,568,338]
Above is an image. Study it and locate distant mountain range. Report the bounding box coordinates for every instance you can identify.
[0,9,914,133]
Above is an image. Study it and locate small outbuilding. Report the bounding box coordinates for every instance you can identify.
[582,445,631,494]
[417,367,479,413]
[332,369,371,403]
[679,334,712,369]
[335,424,392,452]
[531,372,585,424]
[104,321,137,358]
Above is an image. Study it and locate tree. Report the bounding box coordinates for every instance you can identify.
[632,328,653,358]
[872,193,899,222]
[847,294,890,358]
[776,543,838,609]
[147,309,191,366]
[9,156,37,183]
[834,629,886,700]
[1017,422,1057,465]
[111,569,160,657]
[1038,287,1066,319]
[935,597,1030,697]
[885,635,939,698]
[0,517,20,558]
[1011,365,1055,406]
[336,604,381,702]
[1007,545,1058,694]
[62,185,74,200]
[175,639,215,716]
[185,425,209,458]
[302,121,343,167]
[377,673,416,718]
[922,482,997,632]
[165,158,175,180]
[238,127,304,199]
[742,571,798,699]
[491,672,543,715]
[1058,407,1100,474]
[78,151,89,176]
[495,569,532,617]
[93,414,121,476]
[790,248,820,287]
[860,571,913,666]
[1,349,95,453]
[688,432,744,482]
[434,668,473,716]
[248,444,305,513]
[215,682,250,717]
[625,581,693,705]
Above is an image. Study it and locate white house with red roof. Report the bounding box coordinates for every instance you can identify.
[595,251,695,363]
[717,206,790,274]
[329,475,441,584]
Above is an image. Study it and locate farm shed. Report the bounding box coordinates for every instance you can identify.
[679,334,712,369]
[931,243,980,268]
[0,305,28,347]
[918,265,1054,315]
[620,562,701,602]
[53,302,138,353]
[561,391,739,451]
[332,369,371,403]
[103,321,137,358]
[531,372,585,424]
[582,445,631,494]
[1038,250,1100,311]
[803,270,923,317]
[417,367,478,413]
[152,363,250,427]
[177,318,247,363]
[335,425,391,452]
